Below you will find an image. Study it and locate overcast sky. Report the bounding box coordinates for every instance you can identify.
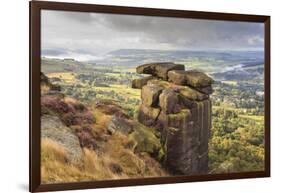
[41,10,264,61]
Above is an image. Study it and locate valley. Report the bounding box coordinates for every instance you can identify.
[41,49,265,181]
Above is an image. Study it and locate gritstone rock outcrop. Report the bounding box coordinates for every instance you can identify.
[132,62,214,175]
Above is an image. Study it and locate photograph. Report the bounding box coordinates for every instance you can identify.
[39,9,266,184]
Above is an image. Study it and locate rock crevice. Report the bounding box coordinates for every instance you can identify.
[132,62,214,175]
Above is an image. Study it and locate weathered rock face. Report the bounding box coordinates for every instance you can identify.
[168,70,214,87]
[133,62,214,175]
[159,89,181,114]
[138,104,161,127]
[141,84,163,107]
[136,62,185,80]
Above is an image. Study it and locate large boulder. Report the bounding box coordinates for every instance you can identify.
[141,85,163,107]
[185,70,214,87]
[136,63,158,74]
[41,114,83,164]
[168,70,214,88]
[41,72,50,85]
[167,70,188,85]
[154,63,185,80]
[137,62,185,80]
[40,72,61,93]
[135,63,214,175]
[132,76,155,89]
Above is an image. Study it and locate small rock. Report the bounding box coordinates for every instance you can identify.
[107,115,133,134]
[41,72,50,84]
[132,75,154,89]
[136,63,157,74]
[107,125,116,135]
[50,84,61,91]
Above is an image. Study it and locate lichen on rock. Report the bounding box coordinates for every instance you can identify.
[168,69,214,88]
[136,62,185,80]
[141,84,163,107]
[132,75,155,89]
[129,123,164,161]
[137,104,161,127]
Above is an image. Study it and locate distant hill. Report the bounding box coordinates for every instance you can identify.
[107,49,263,60]
[41,57,95,73]
[42,48,264,82]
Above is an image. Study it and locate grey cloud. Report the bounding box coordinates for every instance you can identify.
[73,48,96,55]
[98,14,264,48]
[41,10,264,59]
[42,48,68,56]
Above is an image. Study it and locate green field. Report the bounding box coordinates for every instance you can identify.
[42,57,265,173]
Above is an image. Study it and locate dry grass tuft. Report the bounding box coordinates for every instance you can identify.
[92,99,130,119]
[41,138,96,183]
[41,138,129,183]
[90,108,112,140]
[41,138,68,163]
[82,149,123,179]
[41,98,168,184]
[103,132,168,178]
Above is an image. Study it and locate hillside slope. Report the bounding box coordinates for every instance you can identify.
[40,73,168,183]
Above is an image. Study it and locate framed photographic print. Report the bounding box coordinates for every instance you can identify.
[30,1,270,192]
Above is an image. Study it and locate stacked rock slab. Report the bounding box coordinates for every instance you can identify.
[132,62,214,175]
